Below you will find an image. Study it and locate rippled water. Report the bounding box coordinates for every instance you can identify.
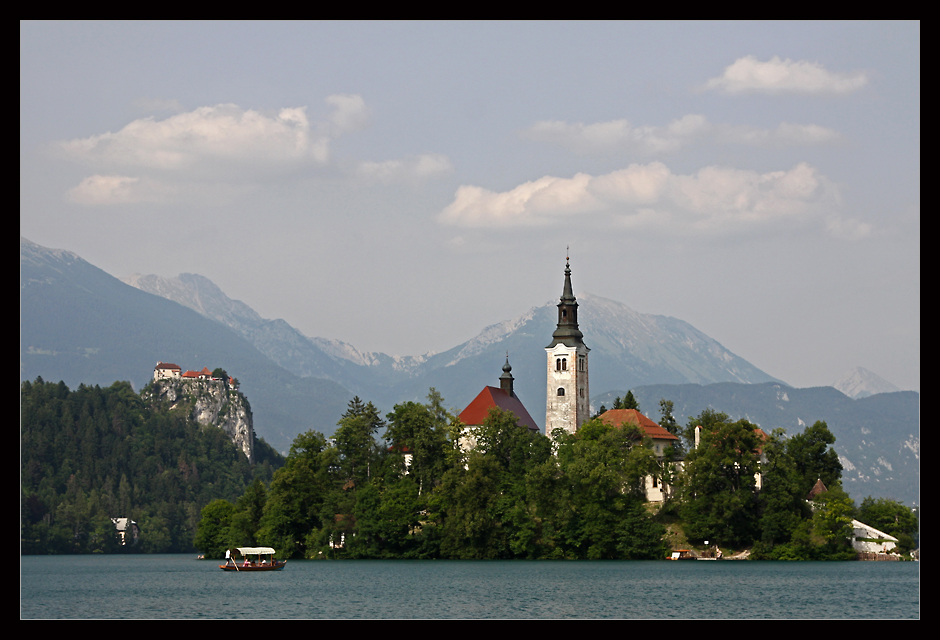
[21,555,919,619]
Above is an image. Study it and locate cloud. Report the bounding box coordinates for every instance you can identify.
[325,94,371,135]
[66,175,144,205]
[704,55,869,95]
[64,174,258,206]
[56,95,452,203]
[522,115,708,154]
[521,114,839,154]
[59,103,333,173]
[356,153,454,184]
[438,161,866,238]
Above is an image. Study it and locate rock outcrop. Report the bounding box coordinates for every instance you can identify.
[145,378,255,462]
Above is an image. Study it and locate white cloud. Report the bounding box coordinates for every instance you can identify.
[66,175,144,205]
[522,114,839,154]
[438,161,862,238]
[60,103,332,172]
[56,94,456,203]
[704,55,869,95]
[522,115,708,154]
[58,94,373,180]
[325,94,371,135]
[357,153,453,184]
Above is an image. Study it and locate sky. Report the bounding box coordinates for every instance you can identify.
[20,21,920,392]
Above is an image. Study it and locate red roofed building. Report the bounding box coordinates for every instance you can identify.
[599,408,681,502]
[599,409,679,456]
[458,357,540,452]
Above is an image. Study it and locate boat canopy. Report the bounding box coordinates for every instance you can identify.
[235,547,277,555]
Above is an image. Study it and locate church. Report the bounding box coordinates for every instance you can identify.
[457,258,678,503]
[458,258,590,444]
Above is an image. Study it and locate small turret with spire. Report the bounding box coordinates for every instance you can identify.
[499,353,515,397]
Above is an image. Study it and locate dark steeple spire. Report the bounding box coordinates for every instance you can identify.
[547,256,585,348]
[499,353,515,397]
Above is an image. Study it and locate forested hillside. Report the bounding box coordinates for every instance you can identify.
[21,378,283,554]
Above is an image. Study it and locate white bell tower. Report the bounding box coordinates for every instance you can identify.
[545,258,589,440]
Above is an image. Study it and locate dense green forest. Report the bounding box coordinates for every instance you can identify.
[193,392,919,561]
[21,377,282,554]
[22,378,917,559]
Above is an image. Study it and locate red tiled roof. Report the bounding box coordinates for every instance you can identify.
[459,386,540,434]
[155,362,181,370]
[182,371,199,378]
[599,409,679,441]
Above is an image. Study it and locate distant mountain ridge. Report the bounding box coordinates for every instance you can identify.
[121,270,783,416]
[832,366,901,399]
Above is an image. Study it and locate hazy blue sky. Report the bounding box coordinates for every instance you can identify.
[20,21,919,391]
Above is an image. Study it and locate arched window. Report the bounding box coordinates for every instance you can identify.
[562,358,567,371]
[556,358,561,371]
[557,387,565,396]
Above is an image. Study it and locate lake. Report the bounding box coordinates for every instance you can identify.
[21,555,919,619]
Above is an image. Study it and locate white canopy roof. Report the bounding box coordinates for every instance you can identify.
[235,547,277,555]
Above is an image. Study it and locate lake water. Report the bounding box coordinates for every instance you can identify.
[21,555,919,619]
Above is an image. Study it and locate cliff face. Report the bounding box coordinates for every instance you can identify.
[145,378,255,463]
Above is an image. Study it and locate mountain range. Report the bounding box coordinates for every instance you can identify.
[21,237,917,504]
[119,270,784,418]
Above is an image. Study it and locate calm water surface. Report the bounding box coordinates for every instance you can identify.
[21,555,919,619]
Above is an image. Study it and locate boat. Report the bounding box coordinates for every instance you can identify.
[219,547,286,571]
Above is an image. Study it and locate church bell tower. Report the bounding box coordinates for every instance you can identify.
[545,257,589,439]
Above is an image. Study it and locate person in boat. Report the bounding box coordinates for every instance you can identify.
[225,549,232,565]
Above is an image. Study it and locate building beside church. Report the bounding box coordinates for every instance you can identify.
[598,408,680,502]
[458,356,539,452]
[545,259,590,440]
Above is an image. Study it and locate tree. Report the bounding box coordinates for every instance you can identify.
[611,391,639,412]
[785,421,842,498]
[547,417,664,559]
[756,429,810,547]
[437,408,551,559]
[810,484,856,558]
[194,499,235,558]
[857,496,919,552]
[229,478,267,546]
[333,397,385,487]
[383,396,450,494]
[680,413,762,548]
[658,399,679,436]
[257,430,334,558]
